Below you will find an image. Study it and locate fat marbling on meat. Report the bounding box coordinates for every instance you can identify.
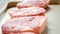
[8,7,46,18]
[17,0,50,8]
[2,16,47,34]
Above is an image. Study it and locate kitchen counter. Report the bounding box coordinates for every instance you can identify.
[46,5,60,34]
[0,0,9,10]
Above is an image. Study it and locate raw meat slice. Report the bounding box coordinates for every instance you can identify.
[8,7,46,18]
[17,0,50,8]
[2,32,36,34]
[2,16,47,34]
[21,32,36,34]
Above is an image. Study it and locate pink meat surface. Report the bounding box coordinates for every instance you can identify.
[8,7,46,18]
[21,32,36,34]
[17,0,50,8]
[2,16,47,34]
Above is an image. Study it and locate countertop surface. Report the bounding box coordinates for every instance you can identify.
[0,0,9,10]
[46,5,60,34]
[0,0,60,34]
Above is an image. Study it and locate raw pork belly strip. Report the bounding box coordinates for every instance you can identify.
[8,7,46,18]
[17,0,50,8]
[2,16,47,34]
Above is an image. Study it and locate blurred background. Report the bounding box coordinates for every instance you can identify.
[50,0,60,4]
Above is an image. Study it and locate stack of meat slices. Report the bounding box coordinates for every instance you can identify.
[1,0,50,34]
[17,0,50,8]
[2,16,47,34]
[7,7,46,18]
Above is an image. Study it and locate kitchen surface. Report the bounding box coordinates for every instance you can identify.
[46,5,60,34]
[0,0,8,10]
[0,0,60,34]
